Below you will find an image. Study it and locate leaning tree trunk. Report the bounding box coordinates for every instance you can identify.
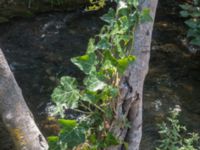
[107,0,158,150]
[0,49,48,150]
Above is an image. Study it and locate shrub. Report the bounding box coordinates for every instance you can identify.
[156,108,199,150]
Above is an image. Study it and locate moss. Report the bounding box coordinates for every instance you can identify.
[11,128,26,147]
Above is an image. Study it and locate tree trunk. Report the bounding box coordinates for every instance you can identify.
[107,0,158,150]
[0,48,48,150]
[125,0,158,149]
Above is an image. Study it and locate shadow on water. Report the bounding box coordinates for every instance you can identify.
[0,1,199,149]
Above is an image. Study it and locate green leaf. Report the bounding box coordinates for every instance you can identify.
[117,55,136,74]
[51,76,80,109]
[101,8,115,24]
[185,19,198,28]
[58,119,77,129]
[86,38,96,54]
[191,10,200,17]
[96,37,111,50]
[84,73,107,92]
[187,29,199,37]
[71,53,97,74]
[48,136,60,150]
[104,132,119,147]
[127,0,139,8]
[82,90,100,103]
[118,1,128,13]
[190,37,200,46]
[180,11,189,17]
[48,136,59,142]
[59,125,85,149]
[119,16,130,31]
[100,86,119,101]
[179,4,193,10]
[139,8,152,23]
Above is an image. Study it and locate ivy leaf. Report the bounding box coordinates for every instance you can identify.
[58,119,77,129]
[119,16,130,32]
[86,38,96,54]
[96,37,111,50]
[118,1,128,13]
[187,29,199,38]
[51,76,80,109]
[48,136,60,150]
[58,119,85,149]
[180,11,189,17]
[84,73,107,92]
[71,53,97,74]
[190,37,200,46]
[185,19,197,29]
[179,4,193,10]
[101,8,115,24]
[117,55,136,74]
[82,90,100,104]
[139,8,152,23]
[104,132,119,147]
[100,86,119,101]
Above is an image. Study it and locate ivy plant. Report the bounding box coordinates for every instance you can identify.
[48,0,152,149]
[180,0,200,47]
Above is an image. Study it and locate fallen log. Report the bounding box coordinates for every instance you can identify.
[0,48,49,150]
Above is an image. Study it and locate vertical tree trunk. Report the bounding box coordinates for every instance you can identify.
[0,48,48,150]
[125,0,158,149]
[107,0,158,150]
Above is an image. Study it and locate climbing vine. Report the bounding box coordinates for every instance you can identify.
[48,0,152,149]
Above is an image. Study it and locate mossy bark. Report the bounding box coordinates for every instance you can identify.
[0,0,89,23]
[0,48,49,150]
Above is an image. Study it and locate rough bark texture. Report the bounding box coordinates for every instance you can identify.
[0,48,48,150]
[107,0,158,150]
[125,1,158,149]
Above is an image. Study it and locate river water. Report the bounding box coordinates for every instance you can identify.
[0,1,199,150]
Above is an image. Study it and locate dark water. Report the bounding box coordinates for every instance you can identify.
[0,1,199,150]
[0,10,104,149]
[141,1,200,149]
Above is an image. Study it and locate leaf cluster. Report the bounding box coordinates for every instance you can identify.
[48,0,152,149]
[156,109,200,150]
[180,0,200,46]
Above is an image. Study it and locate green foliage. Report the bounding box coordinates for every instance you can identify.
[156,109,200,150]
[48,119,85,150]
[180,0,200,47]
[86,0,106,11]
[49,0,152,149]
[51,76,80,117]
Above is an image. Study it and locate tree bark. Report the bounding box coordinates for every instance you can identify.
[107,0,158,150]
[125,0,158,149]
[0,48,48,150]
